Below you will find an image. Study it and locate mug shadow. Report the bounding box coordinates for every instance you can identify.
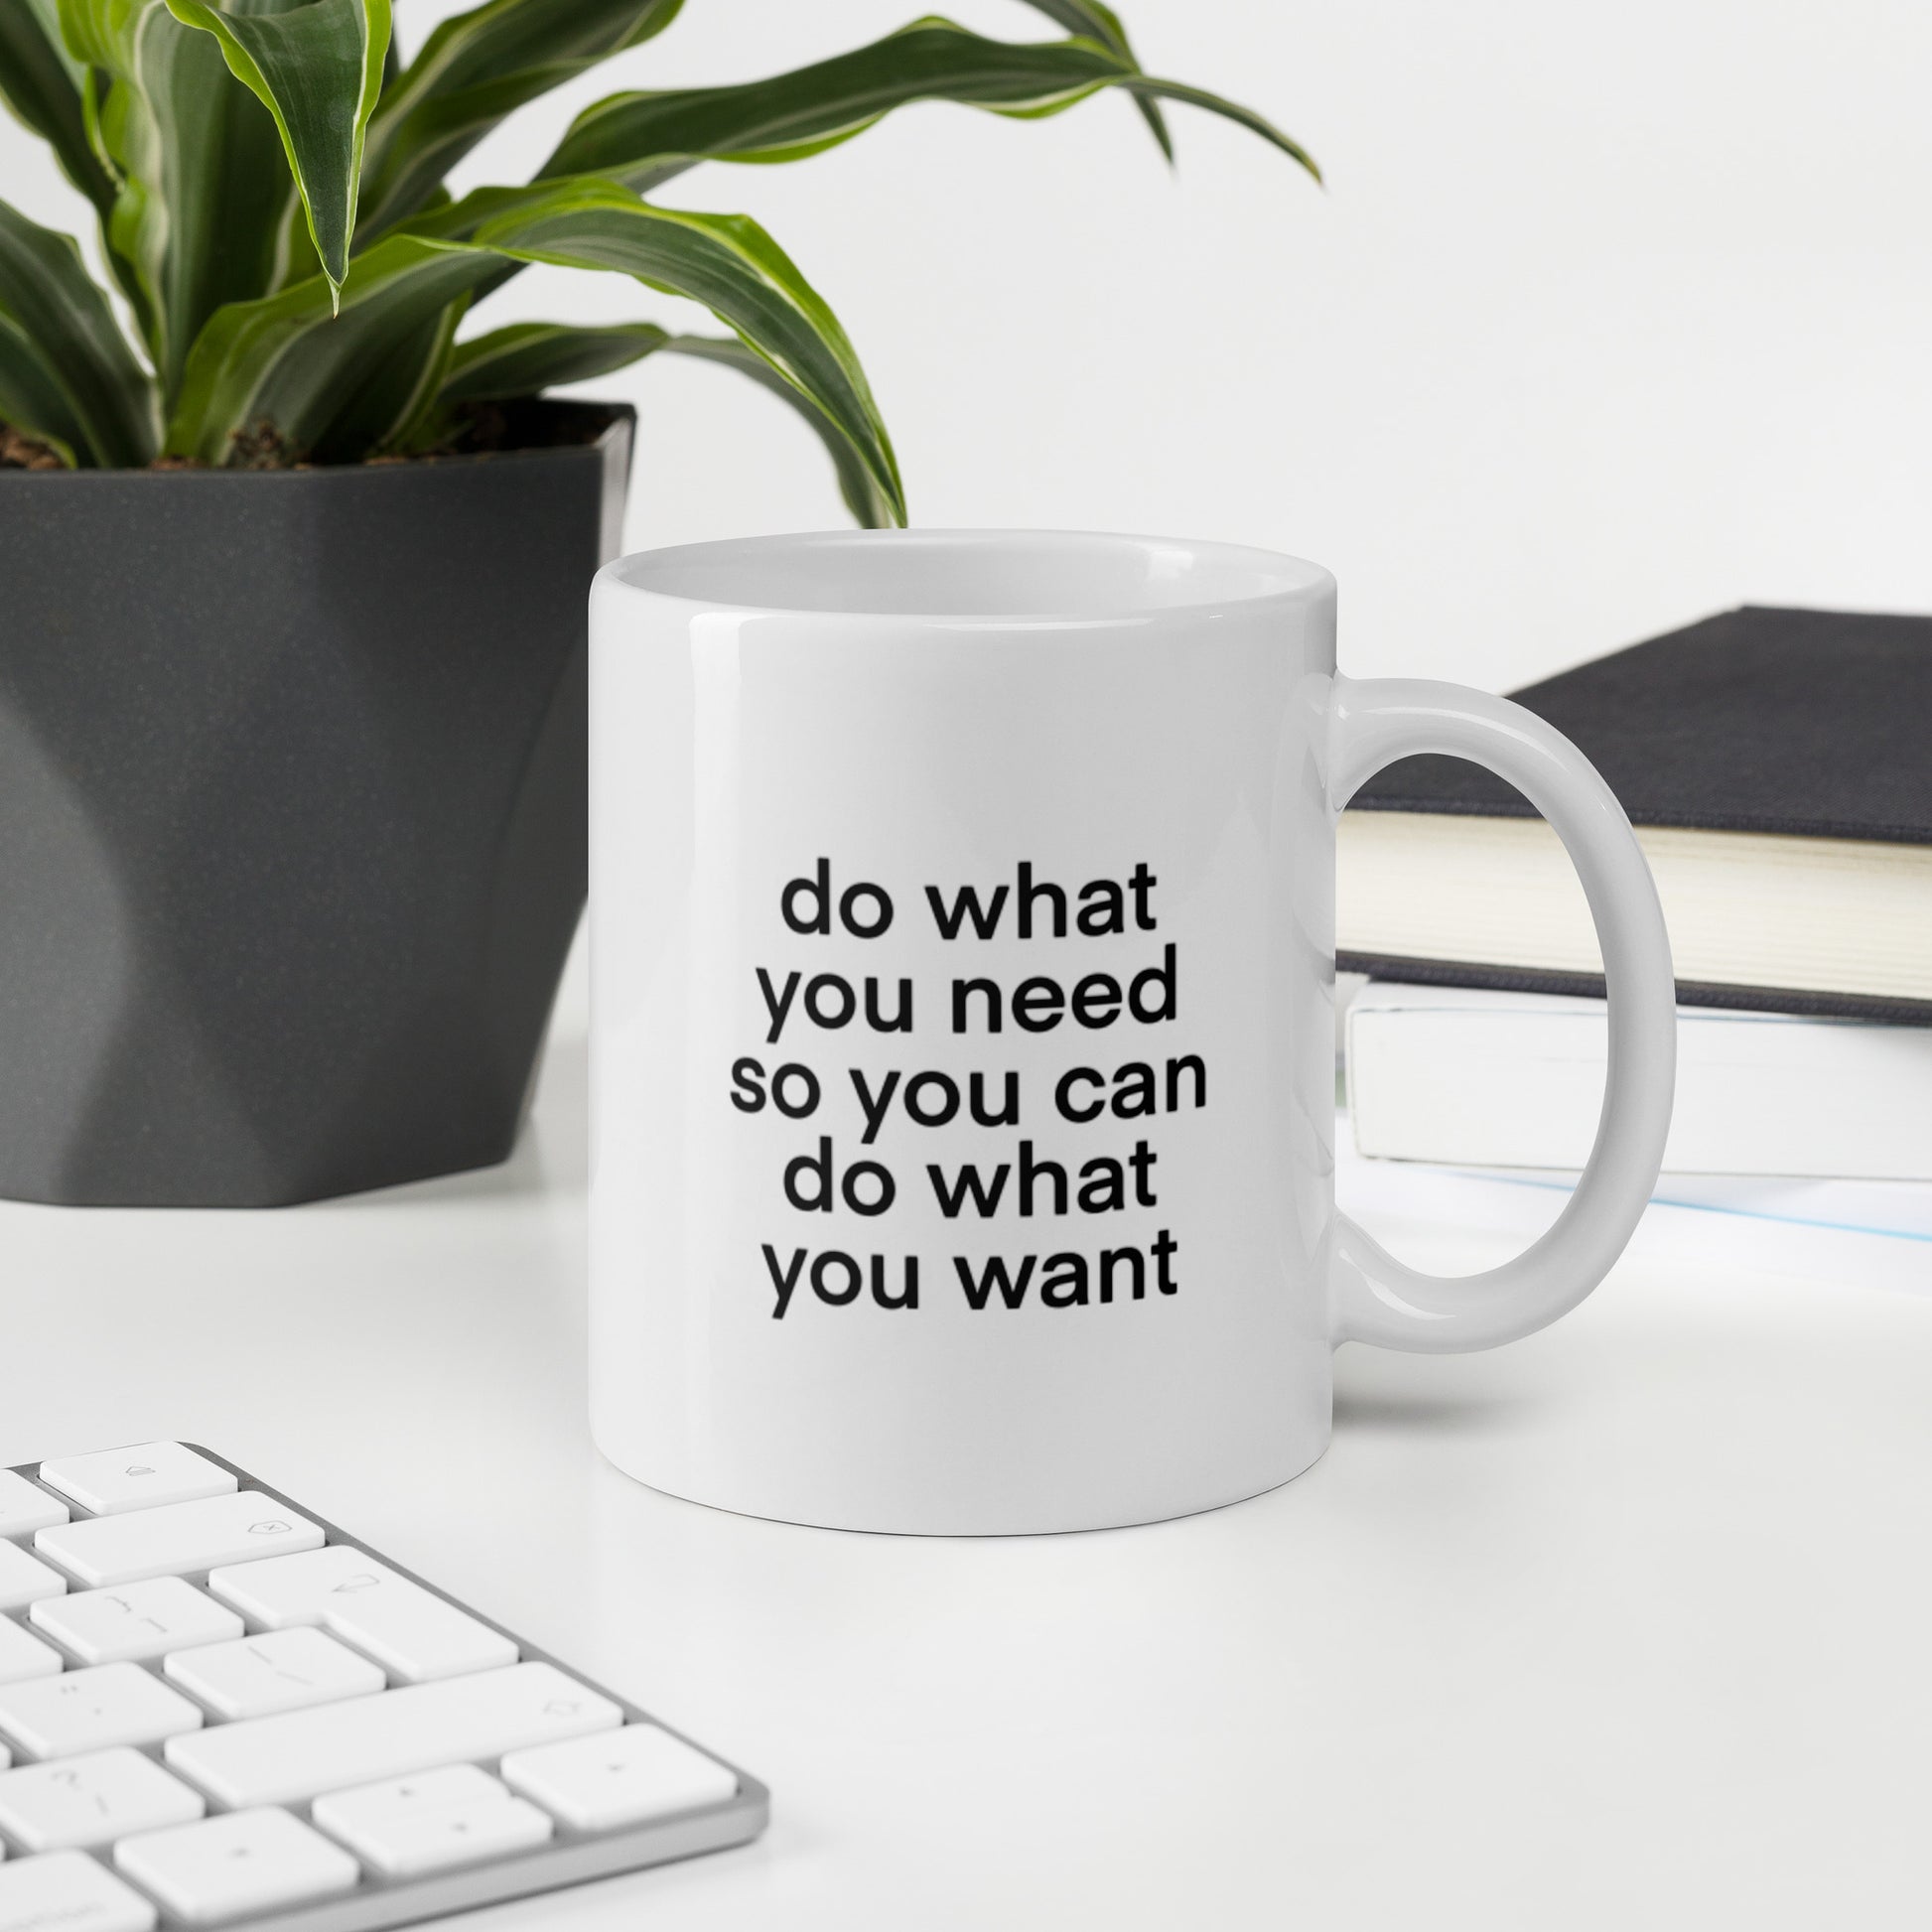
[1329,1385,1538,1437]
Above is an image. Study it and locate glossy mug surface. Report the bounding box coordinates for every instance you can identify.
[589,532,1675,1534]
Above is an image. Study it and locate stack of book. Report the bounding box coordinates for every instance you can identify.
[1338,605,1932,1179]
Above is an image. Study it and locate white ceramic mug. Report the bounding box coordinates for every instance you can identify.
[589,532,1675,1534]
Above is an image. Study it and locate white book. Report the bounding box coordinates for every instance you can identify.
[1345,982,1932,1179]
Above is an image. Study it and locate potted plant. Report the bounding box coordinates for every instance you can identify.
[0,0,1314,1206]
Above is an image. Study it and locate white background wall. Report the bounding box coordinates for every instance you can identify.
[7,0,1931,692]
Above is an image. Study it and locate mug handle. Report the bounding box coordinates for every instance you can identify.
[1326,675,1677,1351]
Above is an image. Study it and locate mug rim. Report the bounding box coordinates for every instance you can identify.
[597,528,1335,627]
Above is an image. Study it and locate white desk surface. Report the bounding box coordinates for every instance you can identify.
[5,950,1930,1931]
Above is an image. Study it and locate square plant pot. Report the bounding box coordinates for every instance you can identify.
[0,401,631,1205]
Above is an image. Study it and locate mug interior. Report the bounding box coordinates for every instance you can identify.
[605,530,1331,621]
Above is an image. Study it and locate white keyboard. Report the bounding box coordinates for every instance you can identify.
[0,1446,764,1929]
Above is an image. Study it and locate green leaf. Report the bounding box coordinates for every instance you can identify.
[165,231,493,461]
[0,314,84,465]
[657,333,898,528]
[59,0,319,397]
[460,181,902,517]
[0,199,158,466]
[433,322,899,525]
[0,0,117,211]
[357,0,682,237]
[439,319,669,401]
[169,180,903,524]
[537,16,1316,191]
[1115,75,1318,181]
[1014,0,1171,159]
[163,0,391,300]
[344,293,466,459]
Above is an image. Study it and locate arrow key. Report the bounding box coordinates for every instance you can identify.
[114,1808,357,1923]
[502,1725,738,1833]
[314,1767,552,1877]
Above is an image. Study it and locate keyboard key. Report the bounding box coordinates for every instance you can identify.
[163,1628,385,1721]
[38,1446,235,1518]
[0,1746,205,1852]
[0,1664,204,1761]
[0,1474,68,1540]
[209,1547,516,1684]
[114,1808,358,1924]
[311,1761,502,1831]
[0,1546,66,1615]
[165,1661,621,1808]
[340,1793,554,1879]
[313,1767,553,1877]
[31,1580,242,1666]
[35,1494,323,1589]
[0,1620,62,1687]
[0,1850,156,1932]
[502,1725,739,1832]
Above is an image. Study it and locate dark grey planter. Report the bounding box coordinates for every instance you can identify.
[0,401,631,1206]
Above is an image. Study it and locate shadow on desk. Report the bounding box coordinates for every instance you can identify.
[1331,1388,1538,1437]
[1332,1334,1550,1437]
